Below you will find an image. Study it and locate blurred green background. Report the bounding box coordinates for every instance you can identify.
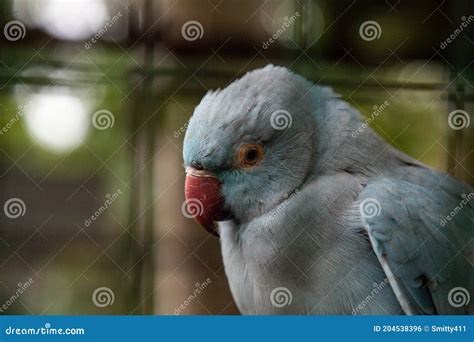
[0,0,472,315]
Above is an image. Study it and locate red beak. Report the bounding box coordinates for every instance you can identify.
[184,167,229,236]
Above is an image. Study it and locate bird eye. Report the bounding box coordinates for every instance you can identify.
[238,144,264,168]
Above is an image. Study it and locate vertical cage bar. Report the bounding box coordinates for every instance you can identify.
[125,0,156,314]
[446,0,471,182]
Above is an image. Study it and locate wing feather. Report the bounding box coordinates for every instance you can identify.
[359,170,473,315]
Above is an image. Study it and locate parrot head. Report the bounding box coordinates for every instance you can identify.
[183,65,319,235]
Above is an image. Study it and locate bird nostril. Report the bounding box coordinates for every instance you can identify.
[191,162,204,170]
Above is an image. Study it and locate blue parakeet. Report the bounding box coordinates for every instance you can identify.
[183,65,473,315]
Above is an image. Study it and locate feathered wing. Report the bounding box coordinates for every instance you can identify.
[358,169,473,315]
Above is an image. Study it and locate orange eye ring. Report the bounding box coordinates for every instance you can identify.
[237,143,264,168]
